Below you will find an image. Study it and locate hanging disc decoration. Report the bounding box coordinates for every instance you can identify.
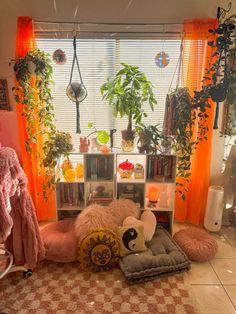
[52,49,67,65]
[155,52,170,68]
[66,36,87,133]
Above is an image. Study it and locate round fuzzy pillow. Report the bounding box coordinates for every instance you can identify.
[74,199,140,245]
[74,204,118,244]
[109,199,140,226]
[173,226,218,262]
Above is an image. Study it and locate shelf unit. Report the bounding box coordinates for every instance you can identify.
[56,152,176,233]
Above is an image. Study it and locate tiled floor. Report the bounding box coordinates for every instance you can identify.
[173,223,236,314]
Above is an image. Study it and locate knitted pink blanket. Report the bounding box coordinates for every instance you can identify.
[0,147,45,268]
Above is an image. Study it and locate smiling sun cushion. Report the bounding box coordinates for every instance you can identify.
[117,225,147,257]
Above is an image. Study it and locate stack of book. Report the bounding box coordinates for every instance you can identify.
[59,183,84,207]
[146,155,174,180]
[86,155,113,181]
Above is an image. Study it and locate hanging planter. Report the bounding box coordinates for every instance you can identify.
[204,3,236,129]
[67,36,87,133]
[12,48,73,197]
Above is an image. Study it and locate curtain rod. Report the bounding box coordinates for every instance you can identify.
[34,20,184,26]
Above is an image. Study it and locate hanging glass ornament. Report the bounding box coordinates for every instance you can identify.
[67,36,87,133]
[52,49,67,65]
[155,52,170,68]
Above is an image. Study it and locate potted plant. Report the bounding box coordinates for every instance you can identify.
[87,122,110,151]
[136,123,168,154]
[101,63,157,151]
[42,130,73,196]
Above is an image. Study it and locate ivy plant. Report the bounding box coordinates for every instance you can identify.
[169,88,211,200]
[12,48,73,197]
[13,49,55,151]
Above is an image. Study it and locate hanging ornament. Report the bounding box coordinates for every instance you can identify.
[52,49,67,65]
[155,52,170,68]
[67,36,87,133]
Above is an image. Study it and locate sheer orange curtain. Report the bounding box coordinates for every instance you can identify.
[16,16,56,221]
[174,19,218,225]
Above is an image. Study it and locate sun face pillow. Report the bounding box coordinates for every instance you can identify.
[117,225,147,257]
[78,227,120,272]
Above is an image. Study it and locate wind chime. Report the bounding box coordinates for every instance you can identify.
[66,35,87,133]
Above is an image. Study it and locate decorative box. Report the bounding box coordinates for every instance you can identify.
[134,163,144,179]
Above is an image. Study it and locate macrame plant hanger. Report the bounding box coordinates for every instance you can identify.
[163,38,184,135]
[66,34,87,133]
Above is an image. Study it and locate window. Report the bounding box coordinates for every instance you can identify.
[36,37,187,149]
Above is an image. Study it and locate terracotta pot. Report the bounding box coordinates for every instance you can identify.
[79,137,90,153]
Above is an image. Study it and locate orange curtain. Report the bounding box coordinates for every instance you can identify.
[16,16,56,221]
[174,19,218,225]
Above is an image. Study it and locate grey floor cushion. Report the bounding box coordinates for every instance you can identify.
[119,228,191,283]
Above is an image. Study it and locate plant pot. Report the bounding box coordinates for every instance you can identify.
[210,83,227,103]
[27,61,36,76]
[121,130,135,152]
[79,137,90,153]
[138,130,151,153]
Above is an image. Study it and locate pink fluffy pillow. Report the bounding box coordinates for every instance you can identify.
[74,199,140,244]
[173,226,218,262]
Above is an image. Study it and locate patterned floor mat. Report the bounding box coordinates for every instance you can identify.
[0,261,198,314]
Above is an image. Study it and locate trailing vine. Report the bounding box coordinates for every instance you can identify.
[169,87,212,200]
[13,49,55,151]
[12,48,73,197]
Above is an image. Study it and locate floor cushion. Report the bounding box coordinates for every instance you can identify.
[41,219,77,263]
[119,228,191,283]
[173,226,218,262]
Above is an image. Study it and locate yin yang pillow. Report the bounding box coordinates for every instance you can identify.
[117,225,147,257]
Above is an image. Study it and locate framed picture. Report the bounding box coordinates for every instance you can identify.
[0,79,11,111]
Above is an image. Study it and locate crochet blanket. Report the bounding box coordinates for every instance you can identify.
[0,147,45,268]
[119,228,191,283]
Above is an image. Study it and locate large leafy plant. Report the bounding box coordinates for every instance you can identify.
[100,63,157,133]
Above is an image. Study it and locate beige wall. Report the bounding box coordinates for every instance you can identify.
[0,0,233,182]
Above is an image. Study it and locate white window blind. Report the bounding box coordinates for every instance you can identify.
[36,37,191,149]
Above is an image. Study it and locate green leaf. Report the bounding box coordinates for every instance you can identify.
[88,121,93,129]
[97,130,110,144]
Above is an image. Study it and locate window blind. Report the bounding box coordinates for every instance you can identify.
[36,37,191,149]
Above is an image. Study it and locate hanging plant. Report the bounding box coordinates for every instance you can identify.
[12,48,73,197]
[202,2,236,129]
[13,48,55,151]
[165,87,211,199]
